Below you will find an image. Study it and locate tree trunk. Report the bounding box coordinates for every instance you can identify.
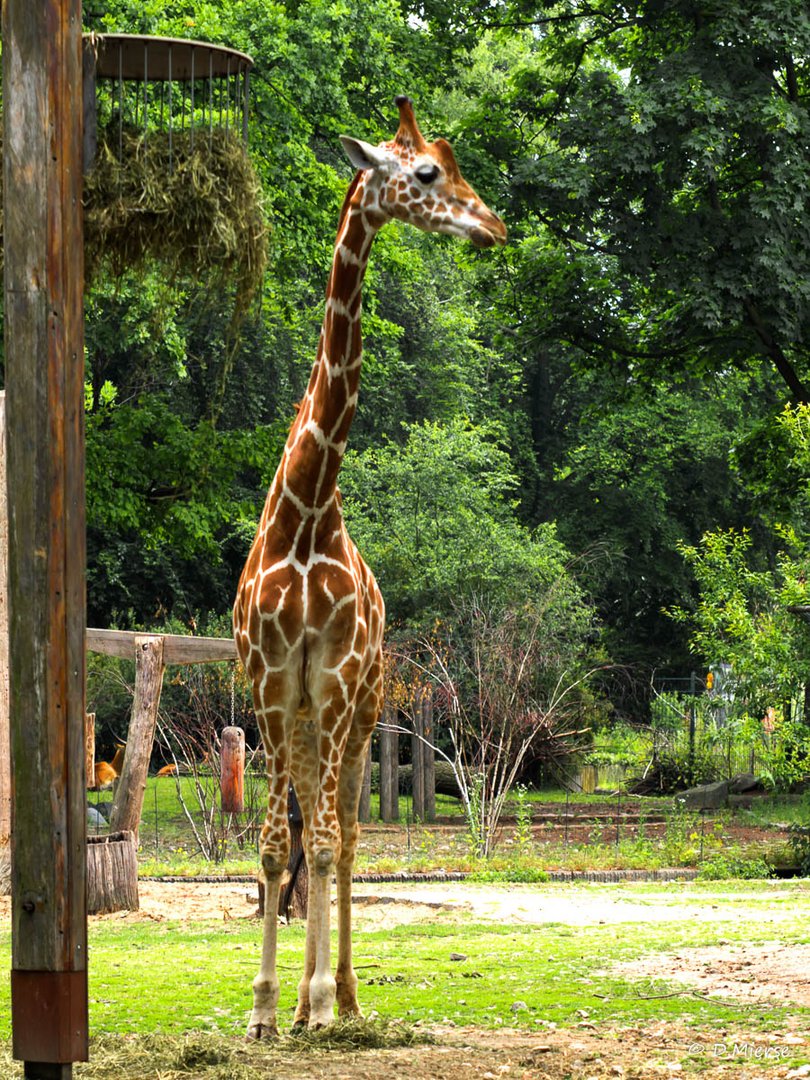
[109,636,165,841]
[87,831,138,915]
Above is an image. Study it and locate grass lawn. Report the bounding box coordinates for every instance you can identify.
[1,880,809,1079]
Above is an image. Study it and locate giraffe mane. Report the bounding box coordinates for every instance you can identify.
[336,170,365,235]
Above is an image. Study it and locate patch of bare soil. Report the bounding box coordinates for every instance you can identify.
[7,1022,804,1080]
[220,1023,809,1080]
[369,1024,810,1080]
[2,879,806,930]
[615,942,810,1008]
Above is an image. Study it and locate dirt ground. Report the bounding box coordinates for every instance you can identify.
[3,881,809,1078]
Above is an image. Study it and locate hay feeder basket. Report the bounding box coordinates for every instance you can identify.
[82,32,254,172]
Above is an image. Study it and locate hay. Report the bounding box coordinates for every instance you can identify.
[0,124,267,318]
[84,126,268,317]
[0,1021,434,1079]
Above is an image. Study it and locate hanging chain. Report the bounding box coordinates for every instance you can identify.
[230,660,236,728]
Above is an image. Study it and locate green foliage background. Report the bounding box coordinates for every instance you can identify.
[17,0,810,721]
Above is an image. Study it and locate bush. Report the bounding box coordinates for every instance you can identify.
[630,745,720,794]
[697,853,772,880]
[788,825,810,876]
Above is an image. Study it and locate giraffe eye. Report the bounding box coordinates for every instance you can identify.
[415,163,440,185]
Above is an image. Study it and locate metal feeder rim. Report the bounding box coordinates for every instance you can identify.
[84,32,253,81]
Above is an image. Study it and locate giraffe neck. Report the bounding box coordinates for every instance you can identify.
[280,189,377,512]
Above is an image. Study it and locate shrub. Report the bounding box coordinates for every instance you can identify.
[788,825,810,876]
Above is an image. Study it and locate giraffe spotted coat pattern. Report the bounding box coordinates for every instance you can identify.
[233,96,506,1038]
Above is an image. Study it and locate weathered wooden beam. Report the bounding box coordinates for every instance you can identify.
[109,637,165,839]
[4,0,88,1072]
[86,627,238,664]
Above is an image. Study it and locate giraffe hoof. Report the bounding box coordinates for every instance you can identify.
[290,1020,309,1036]
[246,1020,279,1041]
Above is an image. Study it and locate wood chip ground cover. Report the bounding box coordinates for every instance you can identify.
[1,879,808,1078]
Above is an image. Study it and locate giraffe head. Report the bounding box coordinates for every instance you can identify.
[339,97,507,248]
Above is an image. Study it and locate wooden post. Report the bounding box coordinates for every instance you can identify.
[5,0,88,1073]
[109,636,165,840]
[412,692,425,821]
[0,394,10,896]
[422,693,436,823]
[221,726,245,813]
[359,744,371,824]
[84,714,96,794]
[388,713,400,823]
[378,715,399,823]
[379,726,392,822]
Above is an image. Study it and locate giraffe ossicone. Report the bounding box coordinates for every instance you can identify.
[233,96,505,1038]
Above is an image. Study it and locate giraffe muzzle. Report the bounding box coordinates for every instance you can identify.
[469,209,507,249]
[471,222,507,248]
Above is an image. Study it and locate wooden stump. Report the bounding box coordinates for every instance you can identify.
[87,831,139,915]
[221,726,245,813]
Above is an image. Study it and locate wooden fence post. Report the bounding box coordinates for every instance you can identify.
[379,725,392,822]
[378,709,399,822]
[359,744,371,823]
[84,714,96,793]
[412,692,425,821]
[109,636,165,839]
[221,727,245,813]
[422,693,436,823]
[5,0,88,1071]
[0,393,9,896]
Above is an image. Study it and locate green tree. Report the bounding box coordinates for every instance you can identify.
[486,0,810,401]
[340,417,596,648]
[78,0,509,628]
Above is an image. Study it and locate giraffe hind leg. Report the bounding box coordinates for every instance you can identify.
[248,686,300,1039]
[336,697,382,1018]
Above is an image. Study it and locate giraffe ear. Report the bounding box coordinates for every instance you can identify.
[339,136,394,172]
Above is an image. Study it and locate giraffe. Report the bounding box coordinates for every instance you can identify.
[233,96,506,1038]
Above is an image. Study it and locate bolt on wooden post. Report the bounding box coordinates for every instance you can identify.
[4,0,89,1075]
